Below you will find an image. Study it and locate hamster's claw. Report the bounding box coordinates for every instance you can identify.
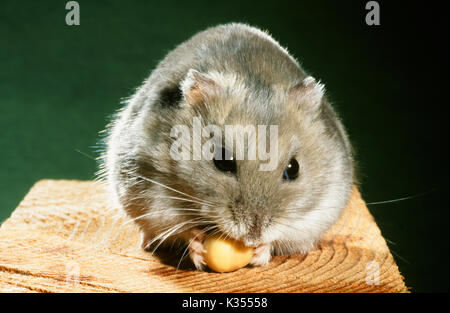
[250,243,272,267]
[188,229,207,270]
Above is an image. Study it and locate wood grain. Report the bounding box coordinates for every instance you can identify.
[0,180,408,292]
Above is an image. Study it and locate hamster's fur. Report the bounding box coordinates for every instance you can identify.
[100,23,354,269]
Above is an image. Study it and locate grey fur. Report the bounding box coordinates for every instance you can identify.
[100,23,354,269]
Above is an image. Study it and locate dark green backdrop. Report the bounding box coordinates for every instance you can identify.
[0,0,448,292]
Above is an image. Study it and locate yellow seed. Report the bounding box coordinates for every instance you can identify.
[204,235,254,273]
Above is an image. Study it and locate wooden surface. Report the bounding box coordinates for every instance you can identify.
[0,180,408,293]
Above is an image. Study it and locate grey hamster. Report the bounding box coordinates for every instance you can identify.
[100,23,354,270]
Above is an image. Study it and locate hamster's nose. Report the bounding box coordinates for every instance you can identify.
[241,214,265,246]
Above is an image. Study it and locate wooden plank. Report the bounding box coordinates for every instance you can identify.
[0,180,408,292]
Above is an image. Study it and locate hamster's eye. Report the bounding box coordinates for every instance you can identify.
[213,148,236,174]
[283,158,299,180]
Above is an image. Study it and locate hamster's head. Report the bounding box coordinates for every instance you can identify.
[134,69,353,253]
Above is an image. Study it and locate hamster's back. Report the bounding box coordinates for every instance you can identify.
[133,23,307,112]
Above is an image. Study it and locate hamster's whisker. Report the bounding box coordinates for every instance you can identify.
[274,218,326,236]
[153,196,216,208]
[74,149,97,161]
[136,175,217,206]
[145,217,206,253]
[150,219,214,256]
[123,208,205,225]
[274,220,302,233]
[149,223,193,255]
[145,225,187,253]
[124,193,221,211]
[216,228,230,242]
[175,224,218,272]
[125,193,216,208]
[281,205,343,214]
[366,189,435,206]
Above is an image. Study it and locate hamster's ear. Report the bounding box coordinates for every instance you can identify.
[181,69,220,106]
[289,76,325,111]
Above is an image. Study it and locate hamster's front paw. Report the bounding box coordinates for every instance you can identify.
[187,229,207,270]
[250,243,272,267]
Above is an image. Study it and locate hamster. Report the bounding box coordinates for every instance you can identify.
[100,23,354,270]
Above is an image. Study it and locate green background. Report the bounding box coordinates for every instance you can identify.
[0,0,448,292]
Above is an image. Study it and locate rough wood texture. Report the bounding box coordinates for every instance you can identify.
[0,180,408,293]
